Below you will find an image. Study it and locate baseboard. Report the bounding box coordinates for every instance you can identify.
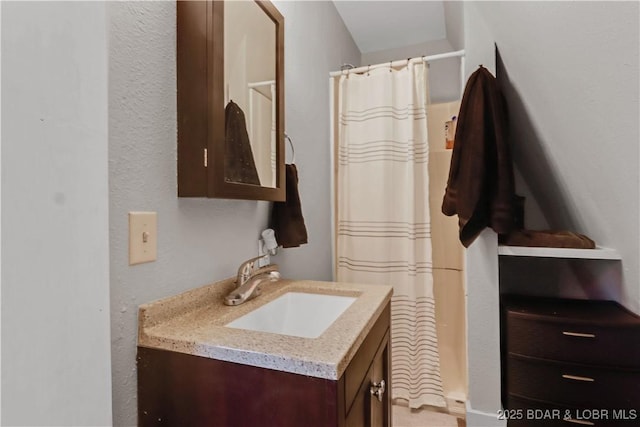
[446,393,467,418]
[394,394,467,418]
[465,401,507,427]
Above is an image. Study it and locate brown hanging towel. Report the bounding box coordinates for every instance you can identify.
[270,164,308,248]
[441,66,516,247]
[224,100,261,185]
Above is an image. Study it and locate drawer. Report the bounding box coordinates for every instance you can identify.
[506,394,639,427]
[502,296,640,369]
[507,354,640,409]
[506,314,640,368]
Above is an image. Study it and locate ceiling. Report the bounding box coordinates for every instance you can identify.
[333,1,446,54]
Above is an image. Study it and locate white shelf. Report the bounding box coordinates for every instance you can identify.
[498,245,621,260]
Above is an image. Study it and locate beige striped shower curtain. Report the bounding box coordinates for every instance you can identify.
[335,62,445,409]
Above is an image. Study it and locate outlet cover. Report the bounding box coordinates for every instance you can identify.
[129,211,157,265]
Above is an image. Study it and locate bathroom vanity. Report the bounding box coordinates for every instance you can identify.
[137,279,392,426]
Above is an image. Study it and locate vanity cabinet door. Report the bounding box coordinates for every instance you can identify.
[365,335,391,427]
[369,337,390,427]
[345,330,391,427]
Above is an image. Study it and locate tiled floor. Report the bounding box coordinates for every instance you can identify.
[392,404,466,427]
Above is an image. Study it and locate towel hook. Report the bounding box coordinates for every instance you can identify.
[284,132,296,164]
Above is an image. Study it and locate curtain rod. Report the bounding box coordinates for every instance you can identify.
[329,49,465,77]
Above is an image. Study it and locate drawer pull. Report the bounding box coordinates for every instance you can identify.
[370,380,386,402]
[562,374,595,382]
[564,418,595,426]
[562,331,596,338]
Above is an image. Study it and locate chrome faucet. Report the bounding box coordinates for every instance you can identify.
[224,255,281,306]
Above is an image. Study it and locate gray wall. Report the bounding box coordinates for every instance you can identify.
[443,1,464,51]
[469,1,640,312]
[462,1,639,424]
[1,2,113,425]
[361,39,462,103]
[270,0,360,280]
[359,1,466,103]
[108,1,360,425]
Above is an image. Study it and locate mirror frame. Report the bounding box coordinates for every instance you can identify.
[212,0,284,201]
[177,0,285,201]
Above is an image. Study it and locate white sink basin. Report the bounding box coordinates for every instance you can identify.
[225,292,357,338]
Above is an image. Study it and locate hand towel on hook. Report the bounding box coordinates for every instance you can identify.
[270,134,307,248]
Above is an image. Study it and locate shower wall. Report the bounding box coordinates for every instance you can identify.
[427,101,468,413]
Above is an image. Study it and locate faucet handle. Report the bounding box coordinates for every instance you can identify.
[235,255,267,286]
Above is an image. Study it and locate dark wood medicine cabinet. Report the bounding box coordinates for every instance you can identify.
[177,0,285,201]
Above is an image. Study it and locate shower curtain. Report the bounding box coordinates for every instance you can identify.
[336,62,445,409]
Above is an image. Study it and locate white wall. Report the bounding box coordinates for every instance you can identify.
[460,4,503,423]
[108,1,360,425]
[462,1,639,424]
[1,2,113,425]
[0,2,3,420]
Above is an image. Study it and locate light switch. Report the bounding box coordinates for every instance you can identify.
[129,211,157,265]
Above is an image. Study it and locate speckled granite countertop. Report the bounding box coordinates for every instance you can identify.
[138,278,392,380]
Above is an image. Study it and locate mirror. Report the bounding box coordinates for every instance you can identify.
[224,0,277,188]
[176,0,284,201]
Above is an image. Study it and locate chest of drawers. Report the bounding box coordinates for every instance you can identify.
[501,295,640,427]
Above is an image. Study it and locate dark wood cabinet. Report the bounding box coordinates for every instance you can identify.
[177,0,285,201]
[138,303,391,427]
[501,295,640,426]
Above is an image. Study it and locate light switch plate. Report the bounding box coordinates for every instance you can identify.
[129,211,157,265]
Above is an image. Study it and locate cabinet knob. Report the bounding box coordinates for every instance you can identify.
[563,418,595,426]
[562,374,595,382]
[562,331,596,339]
[370,379,386,402]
